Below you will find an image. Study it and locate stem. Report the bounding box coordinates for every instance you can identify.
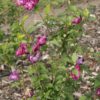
[21,24,30,40]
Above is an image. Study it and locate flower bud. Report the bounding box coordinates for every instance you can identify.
[72,16,82,25]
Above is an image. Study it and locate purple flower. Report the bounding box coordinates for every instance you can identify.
[16,0,39,10]
[16,0,26,6]
[72,16,82,25]
[29,52,41,63]
[33,0,39,4]
[32,35,47,52]
[16,43,28,56]
[24,1,35,10]
[70,65,81,80]
[75,64,81,71]
[37,35,47,46]
[20,43,27,48]
[9,70,19,81]
[29,55,38,63]
[96,88,100,96]
[32,43,40,52]
[76,56,84,65]
[70,71,80,80]
[16,48,23,56]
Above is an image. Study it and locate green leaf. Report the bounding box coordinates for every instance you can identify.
[72,53,77,63]
[94,79,100,88]
[22,15,29,23]
[83,8,89,17]
[66,94,74,100]
[69,5,77,12]
[27,66,36,75]
[17,34,25,41]
[72,69,78,76]
[44,4,51,15]
[79,96,87,100]
[20,15,29,26]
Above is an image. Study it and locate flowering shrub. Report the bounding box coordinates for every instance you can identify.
[0,0,99,100]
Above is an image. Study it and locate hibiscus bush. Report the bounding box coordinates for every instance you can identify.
[0,0,100,100]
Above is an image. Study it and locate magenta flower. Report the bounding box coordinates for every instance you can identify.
[9,70,19,81]
[76,56,84,65]
[29,52,41,63]
[70,71,80,80]
[29,55,38,63]
[16,0,26,6]
[37,35,47,46]
[96,88,100,96]
[72,16,82,25]
[16,48,23,56]
[75,64,81,71]
[32,35,47,52]
[20,43,27,48]
[16,43,28,56]
[33,0,39,4]
[24,1,35,10]
[71,65,81,80]
[16,0,39,10]
[32,43,40,52]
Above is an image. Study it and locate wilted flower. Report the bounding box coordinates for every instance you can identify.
[9,70,19,81]
[96,88,100,96]
[72,16,82,25]
[16,43,28,56]
[76,56,84,65]
[29,52,41,63]
[24,88,34,98]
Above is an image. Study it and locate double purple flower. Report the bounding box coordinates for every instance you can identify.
[16,0,39,10]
